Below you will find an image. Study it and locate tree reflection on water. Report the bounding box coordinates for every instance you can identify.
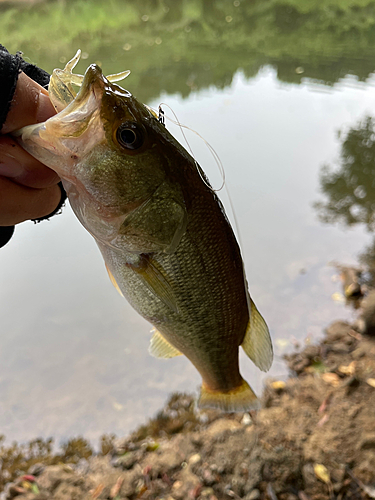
[2,0,375,103]
[316,116,375,281]
[316,116,375,231]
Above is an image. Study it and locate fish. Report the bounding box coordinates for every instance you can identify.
[16,51,273,411]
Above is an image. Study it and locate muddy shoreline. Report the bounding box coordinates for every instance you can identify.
[1,316,374,500]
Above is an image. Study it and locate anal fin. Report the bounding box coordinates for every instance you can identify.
[149,329,182,358]
[241,298,273,372]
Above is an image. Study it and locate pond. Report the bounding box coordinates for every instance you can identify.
[1,0,375,444]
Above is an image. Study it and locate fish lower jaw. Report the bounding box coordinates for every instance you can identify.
[16,124,77,178]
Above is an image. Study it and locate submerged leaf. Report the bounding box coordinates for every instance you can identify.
[271,381,286,390]
[332,292,345,303]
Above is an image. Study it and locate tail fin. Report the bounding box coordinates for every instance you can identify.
[198,379,260,412]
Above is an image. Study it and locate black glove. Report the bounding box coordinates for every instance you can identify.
[0,45,67,248]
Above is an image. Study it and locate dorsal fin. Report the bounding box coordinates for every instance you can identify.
[241,298,273,372]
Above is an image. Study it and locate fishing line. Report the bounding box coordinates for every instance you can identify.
[155,103,244,250]
[156,103,226,193]
[156,105,253,323]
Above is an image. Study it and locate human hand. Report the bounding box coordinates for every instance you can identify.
[0,72,62,226]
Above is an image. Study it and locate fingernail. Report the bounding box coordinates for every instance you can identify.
[0,155,25,178]
[35,91,55,124]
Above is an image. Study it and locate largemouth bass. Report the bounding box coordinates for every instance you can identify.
[17,52,273,411]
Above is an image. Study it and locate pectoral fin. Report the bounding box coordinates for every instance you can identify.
[149,329,182,358]
[105,263,124,297]
[120,181,187,254]
[241,298,273,372]
[128,256,178,313]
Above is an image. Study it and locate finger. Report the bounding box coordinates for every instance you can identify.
[0,176,62,225]
[1,72,55,134]
[0,135,59,188]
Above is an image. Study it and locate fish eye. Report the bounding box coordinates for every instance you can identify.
[116,122,144,150]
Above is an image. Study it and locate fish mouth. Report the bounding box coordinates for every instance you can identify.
[15,64,109,180]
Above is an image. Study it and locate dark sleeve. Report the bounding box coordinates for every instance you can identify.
[0,45,67,248]
[0,44,23,131]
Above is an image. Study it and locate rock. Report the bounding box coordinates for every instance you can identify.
[111,451,139,469]
[36,465,76,491]
[188,453,201,465]
[244,490,260,500]
[352,317,366,334]
[241,413,252,425]
[201,468,216,486]
[243,462,262,493]
[172,467,201,500]
[205,418,242,438]
[285,353,310,374]
[27,464,45,477]
[359,434,375,450]
[145,434,194,475]
[303,345,320,359]
[333,482,343,493]
[352,347,366,359]
[172,480,183,490]
[53,481,85,500]
[359,289,375,336]
[330,467,346,483]
[200,487,215,497]
[4,484,27,500]
[329,342,351,354]
[147,447,183,474]
[325,321,353,342]
[74,459,90,475]
[190,433,203,446]
[302,463,316,489]
[338,266,363,298]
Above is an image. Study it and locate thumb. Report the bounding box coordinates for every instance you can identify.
[1,72,55,134]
